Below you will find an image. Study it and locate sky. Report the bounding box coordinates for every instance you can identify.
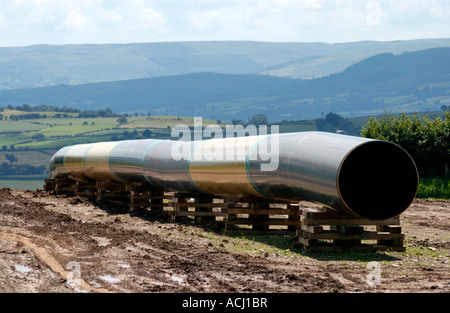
[0,0,449,47]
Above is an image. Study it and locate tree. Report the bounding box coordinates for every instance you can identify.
[248,114,269,126]
[232,118,245,125]
[142,129,152,138]
[5,153,18,166]
[314,112,357,134]
[117,116,128,125]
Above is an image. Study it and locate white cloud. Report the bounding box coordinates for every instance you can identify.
[0,0,449,46]
[101,10,123,23]
[138,7,167,30]
[272,0,325,9]
[61,7,88,30]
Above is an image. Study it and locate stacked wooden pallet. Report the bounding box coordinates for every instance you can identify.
[167,193,228,224]
[94,181,133,202]
[294,208,405,252]
[44,178,75,194]
[223,197,301,235]
[129,189,172,213]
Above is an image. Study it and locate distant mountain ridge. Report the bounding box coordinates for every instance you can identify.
[296,47,450,96]
[1,39,450,90]
[0,47,449,121]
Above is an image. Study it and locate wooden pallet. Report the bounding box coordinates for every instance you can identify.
[167,193,228,224]
[95,181,133,202]
[293,208,405,252]
[43,179,56,192]
[45,178,77,194]
[223,197,301,235]
[129,189,173,213]
[73,181,97,197]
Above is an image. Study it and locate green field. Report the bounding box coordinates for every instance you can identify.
[0,110,218,150]
[0,175,47,190]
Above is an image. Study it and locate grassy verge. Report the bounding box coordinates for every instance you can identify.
[0,177,45,190]
[416,178,450,200]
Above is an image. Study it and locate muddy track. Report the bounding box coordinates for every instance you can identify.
[0,188,449,293]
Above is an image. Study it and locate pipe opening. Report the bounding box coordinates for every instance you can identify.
[338,141,418,220]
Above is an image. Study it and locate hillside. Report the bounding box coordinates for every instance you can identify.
[1,47,449,121]
[0,73,298,119]
[300,47,450,95]
[1,39,450,90]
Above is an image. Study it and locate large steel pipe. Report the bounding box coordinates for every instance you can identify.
[49,131,419,220]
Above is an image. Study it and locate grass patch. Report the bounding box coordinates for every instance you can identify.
[0,177,46,190]
[417,178,450,200]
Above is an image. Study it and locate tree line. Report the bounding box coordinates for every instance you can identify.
[0,105,122,120]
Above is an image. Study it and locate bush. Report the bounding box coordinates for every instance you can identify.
[361,111,449,178]
[31,133,46,140]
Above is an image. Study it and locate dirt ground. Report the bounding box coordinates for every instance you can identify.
[0,187,448,293]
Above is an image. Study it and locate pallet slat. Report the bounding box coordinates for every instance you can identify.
[226,218,300,226]
[304,218,400,226]
[300,230,405,240]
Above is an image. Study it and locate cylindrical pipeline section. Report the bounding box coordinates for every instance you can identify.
[49,131,419,220]
[246,132,419,220]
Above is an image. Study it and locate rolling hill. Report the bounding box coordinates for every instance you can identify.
[0,47,449,121]
[1,39,450,90]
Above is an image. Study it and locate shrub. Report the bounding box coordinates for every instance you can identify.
[361,111,449,178]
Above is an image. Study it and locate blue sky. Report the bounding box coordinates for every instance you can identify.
[0,0,449,46]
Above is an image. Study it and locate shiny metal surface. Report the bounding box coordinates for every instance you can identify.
[63,143,94,179]
[49,131,419,220]
[142,140,197,192]
[49,145,72,179]
[109,139,160,184]
[189,137,262,196]
[84,142,118,181]
[247,132,367,204]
